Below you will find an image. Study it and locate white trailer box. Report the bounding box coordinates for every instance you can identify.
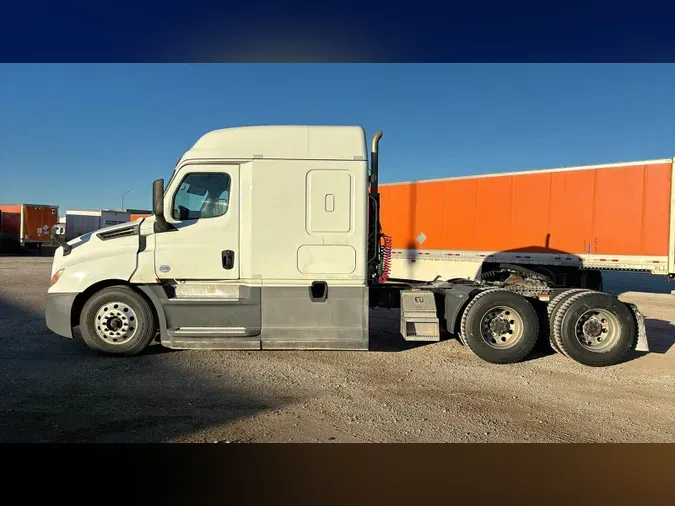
[65,209,131,240]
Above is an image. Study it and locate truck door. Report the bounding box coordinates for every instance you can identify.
[155,164,240,280]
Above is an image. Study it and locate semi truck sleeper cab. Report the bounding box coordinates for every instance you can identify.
[45,125,648,367]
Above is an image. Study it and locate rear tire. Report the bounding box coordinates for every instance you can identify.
[459,290,539,364]
[79,285,157,356]
[546,289,595,355]
[457,287,501,347]
[552,291,635,367]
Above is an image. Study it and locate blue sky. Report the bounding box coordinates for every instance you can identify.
[2,64,675,215]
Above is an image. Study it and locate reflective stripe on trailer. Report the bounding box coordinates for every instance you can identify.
[391,249,669,274]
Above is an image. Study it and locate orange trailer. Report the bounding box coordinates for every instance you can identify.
[379,158,675,286]
[129,213,151,221]
[0,204,59,249]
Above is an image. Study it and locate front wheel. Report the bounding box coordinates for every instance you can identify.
[79,286,157,356]
[459,289,540,364]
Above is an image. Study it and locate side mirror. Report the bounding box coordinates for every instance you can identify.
[153,178,174,233]
[50,224,72,256]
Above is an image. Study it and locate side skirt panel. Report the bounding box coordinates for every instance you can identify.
[139,283,369,351]
[261,285,369,351]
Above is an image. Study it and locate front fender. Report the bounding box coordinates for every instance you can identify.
[49,234,139,294]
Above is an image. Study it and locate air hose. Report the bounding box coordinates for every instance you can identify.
[377,235,392,283]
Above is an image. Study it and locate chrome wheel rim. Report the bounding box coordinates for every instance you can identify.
[574,308,620,352]
[479,306,524,349]
[94,301,138,344]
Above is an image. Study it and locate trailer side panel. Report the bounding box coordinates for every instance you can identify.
[0,205,21,241]
[380,160,673,278]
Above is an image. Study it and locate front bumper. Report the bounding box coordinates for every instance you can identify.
[45,292,78,339]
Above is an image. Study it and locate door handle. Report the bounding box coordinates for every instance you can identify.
[222,250,235,270]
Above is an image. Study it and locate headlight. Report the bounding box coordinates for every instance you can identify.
[50,269,64,287]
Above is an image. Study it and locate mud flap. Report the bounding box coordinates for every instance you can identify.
[626,303,649,353]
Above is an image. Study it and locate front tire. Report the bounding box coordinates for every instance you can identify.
[79,286,157,356]
[459,290,540,364]
[552,291,635,367]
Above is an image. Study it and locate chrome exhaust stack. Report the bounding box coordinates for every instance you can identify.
[370,130,383,194]
[368,130,384,281]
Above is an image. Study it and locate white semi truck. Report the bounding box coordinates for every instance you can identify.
[46,125,649,366]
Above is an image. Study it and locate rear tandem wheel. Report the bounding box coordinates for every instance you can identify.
[546,289,596,355]
[551,291,636,367]
[459,289,540,364]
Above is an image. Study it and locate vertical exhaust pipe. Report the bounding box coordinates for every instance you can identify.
[370,130,383,195]
[368,130,383,280]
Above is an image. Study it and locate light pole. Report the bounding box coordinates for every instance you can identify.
[121,190,130,211]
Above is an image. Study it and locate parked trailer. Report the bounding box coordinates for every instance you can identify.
[129,212,152,221]
[379,159,675,290]
[65,210,131,241]
[0,204,59,250]
[125,209,152,221]
[46,126,648,368]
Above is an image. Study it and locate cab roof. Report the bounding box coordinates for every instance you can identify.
[181,125,368,162]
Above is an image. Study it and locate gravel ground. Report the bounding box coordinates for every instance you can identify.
[0,256,673,443]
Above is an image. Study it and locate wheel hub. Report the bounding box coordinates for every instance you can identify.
[575,308,619,351]
[480,306,523,349]
[489,317,510,335]
[94,302,138,344]
[107,317,123,331]
[582,318,603,338]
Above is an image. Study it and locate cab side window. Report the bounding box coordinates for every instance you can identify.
[172,172,231,221]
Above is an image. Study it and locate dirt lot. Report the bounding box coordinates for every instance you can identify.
[0,256,673,443]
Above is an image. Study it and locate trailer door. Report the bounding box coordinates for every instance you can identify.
[154,164,240,281]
